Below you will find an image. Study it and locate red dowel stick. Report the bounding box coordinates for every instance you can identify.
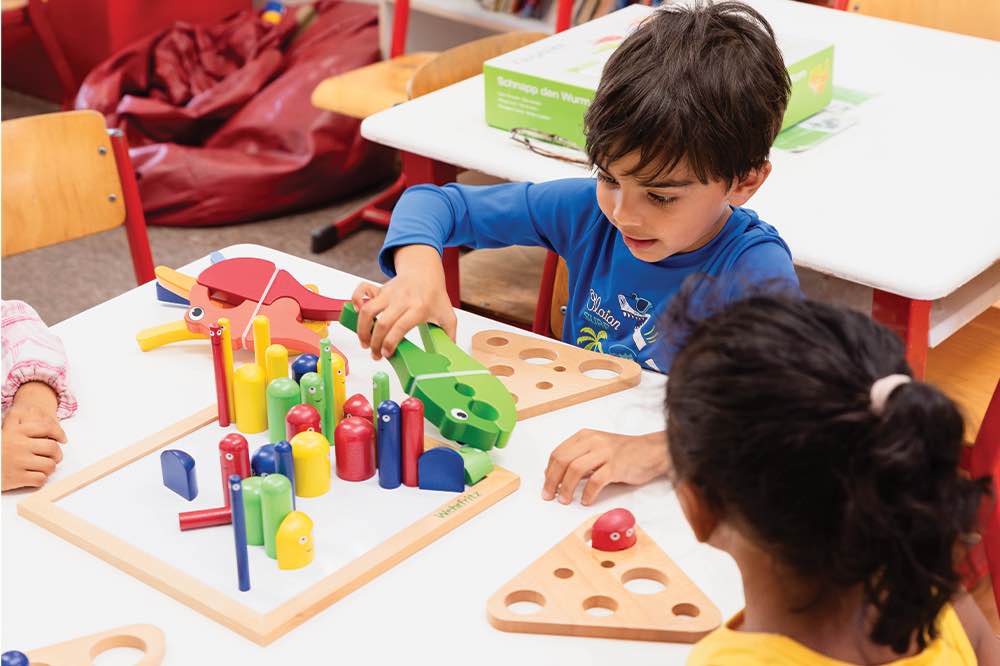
[179,506,231,531]
[210,324,231,427]
[401,397,424,487]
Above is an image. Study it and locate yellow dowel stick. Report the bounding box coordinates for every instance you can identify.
[265,344,289,386]
[331,353,346,428]
[253,315,271,372]
[234,364,268,434]
[218,318,236,422]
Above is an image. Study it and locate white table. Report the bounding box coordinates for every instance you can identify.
[361,0,1000,376]
[1,244,735,664]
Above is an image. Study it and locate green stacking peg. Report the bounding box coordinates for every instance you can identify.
[241,476,265,546]
[261,473,293,559]
[320,338,335,445]
[457,446,494,485]
[299,372,326,435]
[340,302,516,451]
[267,378,300,444]
[373,371,390,411]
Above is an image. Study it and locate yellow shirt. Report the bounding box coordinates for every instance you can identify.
[687,604,976,665]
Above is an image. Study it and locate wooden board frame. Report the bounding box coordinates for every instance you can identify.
[17,405,520,645]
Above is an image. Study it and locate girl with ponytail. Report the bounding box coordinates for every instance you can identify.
[664,291,1000,664]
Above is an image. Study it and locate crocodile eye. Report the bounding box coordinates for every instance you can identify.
[188,306,205,321]
[450,408,469,421]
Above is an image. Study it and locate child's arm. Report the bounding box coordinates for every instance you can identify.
[356,179,596,359]
[541,430,671,505]
[953,591,1000,662]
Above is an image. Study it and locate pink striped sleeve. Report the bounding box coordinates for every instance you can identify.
[2,300,78,419]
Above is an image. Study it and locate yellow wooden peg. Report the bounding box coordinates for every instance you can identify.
[265,343,289,385]
[218,318,236,422]
[234,364,268,434]
[290,430,331,497]
[276,511,315,570]
[253,315,271,372]
[331,352,346,427]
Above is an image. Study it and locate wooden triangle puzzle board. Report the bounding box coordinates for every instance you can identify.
[487,514,721,642]
[470,331,642,419]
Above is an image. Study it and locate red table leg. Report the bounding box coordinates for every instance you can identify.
[400,151,460,307]
[871,290,931,379]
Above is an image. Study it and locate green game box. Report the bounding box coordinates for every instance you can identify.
[484,4,834,150]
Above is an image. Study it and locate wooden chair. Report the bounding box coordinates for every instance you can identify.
[845,0,1000,41]
[2,109,155,285]
[1,0,76,107]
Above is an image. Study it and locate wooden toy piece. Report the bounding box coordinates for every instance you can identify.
[261,474,293,559]
[160,450,198,500]
[290,430,331,497]
[470,330,642,420]
[401,397,424,487]
[299,372,326,434]
[334,417,375,481]
[377,400,402,489]
[178,506,230,531]
[234,363,268,434]
[1,651,28,666]
[340,303,517,451]
[241,476,265,546]
[267,378,300,444]
[23,624,166,666]
[253,315,271,372]
[276,511,315,570]
[373,371,390,413]
[196,257,348,322]
[228,475,251,592]
[332,352,346,429]
[209,324,231,427]
[252,444,278,477]
[457,446,494,485]
[274,440,296,507]
[286,403,322,440]
[265,343,289,385]
[218,317,236,423]
[486,513,721,642]
[320,338,336,445]
[417,447,465,492]
[343,393,373,421]
[156,281,189,306]
[592,508,637,552]
[18,403,522,646]
[291,353,318,383]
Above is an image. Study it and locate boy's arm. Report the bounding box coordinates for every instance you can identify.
[378,179,594,277]
[952,591,1000,662]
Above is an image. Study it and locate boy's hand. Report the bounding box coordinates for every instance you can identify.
[352,245,457,360]
[2,402,67,491]
[542,430,671,506]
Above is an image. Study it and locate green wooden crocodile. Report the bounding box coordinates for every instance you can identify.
[339,303,516,450]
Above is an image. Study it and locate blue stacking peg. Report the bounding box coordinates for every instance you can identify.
[377,400,402,489]
[252,444,278,477]
[274,440,296,508]
[229,474,251,592]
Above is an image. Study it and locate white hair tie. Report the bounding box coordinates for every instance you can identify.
[870,374,912,416]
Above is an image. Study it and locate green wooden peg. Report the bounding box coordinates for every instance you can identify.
[320,338,336,446]
[266,378,300,444]
[241,476,265,546]
[457,446,494,485]
[299,372,326,435]
[261,473,293,559]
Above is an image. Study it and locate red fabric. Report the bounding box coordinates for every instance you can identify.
[76,1,395,226]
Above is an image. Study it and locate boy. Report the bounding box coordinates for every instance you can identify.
[351,1,798,505]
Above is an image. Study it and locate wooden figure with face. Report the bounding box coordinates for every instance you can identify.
[591,508,637,552]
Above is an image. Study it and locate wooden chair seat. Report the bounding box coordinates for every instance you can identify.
[459,246,548,328]
[310,52,438,120]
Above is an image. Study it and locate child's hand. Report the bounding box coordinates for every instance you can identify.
[2,402,67,491]
[351,246,457,360]
[542,429,671,506]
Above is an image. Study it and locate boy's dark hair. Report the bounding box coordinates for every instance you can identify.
[585,1,791,185]
[663,289,988,654]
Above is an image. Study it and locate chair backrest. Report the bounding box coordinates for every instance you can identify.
[849,0,1000,41]
[549,257,570,338]
[2,109,126,257]
[407,31,549,99]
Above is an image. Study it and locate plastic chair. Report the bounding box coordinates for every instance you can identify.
[1,109,155,285]
[1,0,76,107]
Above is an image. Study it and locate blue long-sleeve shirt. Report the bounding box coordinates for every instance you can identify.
[380,178,798,372]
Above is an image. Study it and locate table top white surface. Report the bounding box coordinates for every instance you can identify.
[361,0,1000,302]
[1,244,738,664]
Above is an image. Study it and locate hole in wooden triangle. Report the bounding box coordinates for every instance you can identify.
[583,595,618,616]
[622,568,668,594]
[506,590,545,615]
[553,568,574,579]
[579,359,622,380]
[672,603,700,618]
[520,348,557,365]
[489,364,515,377]
[536,381,554,390]
[486,336,509,347]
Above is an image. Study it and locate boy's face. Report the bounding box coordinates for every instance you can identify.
[595,151,770,263]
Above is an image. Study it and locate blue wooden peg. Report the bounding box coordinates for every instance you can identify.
[252,444,278,477]
[1,652,29,666]
[377,400,402,489]
[274,440,296,508]
[418,447,465,492]
[160,449,198,500]
[291,354,319,384]
[229,474,251,592]
[210,251,226,264]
